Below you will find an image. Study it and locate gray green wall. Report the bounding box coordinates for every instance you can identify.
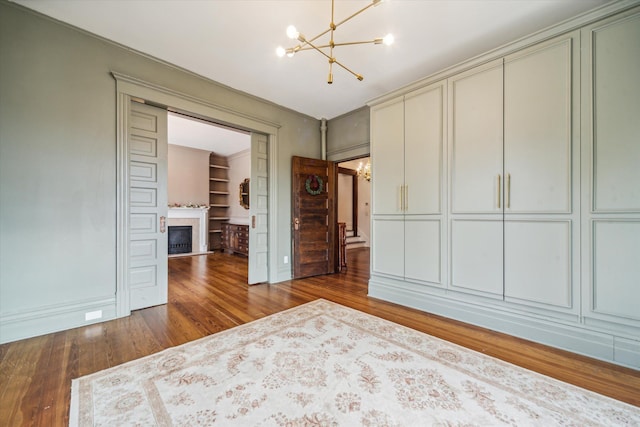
[0,1,321,342]
[327,106,370,161]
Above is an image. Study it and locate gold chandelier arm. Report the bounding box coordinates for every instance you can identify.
[280,0,385,83]
[332,39,381,47]
[304,0,379,47]
[302,38,334,62]
[289,39,381,52]
[332,57,364,81]
[334,0,380,29]
[296,36,365,82]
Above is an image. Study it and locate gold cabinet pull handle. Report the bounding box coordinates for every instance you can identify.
[497,174,501,209]
[405,185,409,212]
[507,173,511,209]
[160,216,166,233]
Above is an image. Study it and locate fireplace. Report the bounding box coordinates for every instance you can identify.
[168,207,209,253]
[168,226,192,255]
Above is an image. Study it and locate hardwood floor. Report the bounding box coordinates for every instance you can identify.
[1,248,638,425]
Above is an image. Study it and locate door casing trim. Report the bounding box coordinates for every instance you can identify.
[113,71,280,317]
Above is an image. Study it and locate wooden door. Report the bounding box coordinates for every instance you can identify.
[292,156,336,279]
[128,100,168,310]
[248,133,269,284]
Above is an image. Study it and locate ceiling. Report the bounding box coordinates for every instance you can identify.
[14,0,610,120]
[168,112,250,156]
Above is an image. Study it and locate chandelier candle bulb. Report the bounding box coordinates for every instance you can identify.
[286,25,299,39]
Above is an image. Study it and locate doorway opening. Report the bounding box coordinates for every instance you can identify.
[115,72,277,317]
[336,157,371,262]
[167,112,251,257]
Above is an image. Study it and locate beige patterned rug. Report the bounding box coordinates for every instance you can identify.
[69,299,639,426]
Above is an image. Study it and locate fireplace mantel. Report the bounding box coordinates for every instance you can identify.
[168,207,209,253]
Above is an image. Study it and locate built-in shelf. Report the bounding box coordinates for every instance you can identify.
[209,152,230,251]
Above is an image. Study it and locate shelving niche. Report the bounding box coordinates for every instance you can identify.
[208,152,230,250]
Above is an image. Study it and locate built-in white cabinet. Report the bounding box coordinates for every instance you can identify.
[371,81,446,285]
[581,9,640,365]
[448,32,579,312]
[449,59,504,297]
[503,33,579,310]
[449,60,504,216]
[371,97,404,216]
[369,4,640,369]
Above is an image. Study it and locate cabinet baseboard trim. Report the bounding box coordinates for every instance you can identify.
[368,278,639,369]
[0,297,116,344]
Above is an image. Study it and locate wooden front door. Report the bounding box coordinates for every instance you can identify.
[292,156,336,279]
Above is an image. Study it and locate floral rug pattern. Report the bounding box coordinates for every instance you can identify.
[69,299,640,426]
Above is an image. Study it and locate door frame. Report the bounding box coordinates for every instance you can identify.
[113,72,280,317]
[338,166,358,235]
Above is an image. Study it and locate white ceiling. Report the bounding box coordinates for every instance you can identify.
[168,113,250,156]
[14,0,610,120]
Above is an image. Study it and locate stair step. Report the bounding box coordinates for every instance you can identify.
[346,239,366,245]
[346,241,367,249]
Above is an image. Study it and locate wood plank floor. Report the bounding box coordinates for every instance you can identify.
[1,248,638,425]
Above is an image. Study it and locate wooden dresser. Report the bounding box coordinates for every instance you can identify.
[221,223,249,256]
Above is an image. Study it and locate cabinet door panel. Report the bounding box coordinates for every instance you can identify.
[450,62,503,214]
[592,221,640,321]
[405,83,444,215]
[505,38,573,213]
[371,99,404,215]
[504,221,571,307]
[372,219,404,277]
[451,220,503,296]
[405,220,441,284]
[591,14,640,212]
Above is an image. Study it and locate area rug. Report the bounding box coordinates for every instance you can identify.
[69,299,639,426]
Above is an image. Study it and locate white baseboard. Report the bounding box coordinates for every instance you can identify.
[368,278,640,370]
[0,297,116,344]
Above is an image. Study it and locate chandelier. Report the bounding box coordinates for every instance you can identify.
[276,0,394,84]
[357,160,371,181]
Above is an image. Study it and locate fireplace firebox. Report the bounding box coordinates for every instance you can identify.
[168,225,192,255]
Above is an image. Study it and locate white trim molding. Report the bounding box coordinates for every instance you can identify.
[112,72,281,317]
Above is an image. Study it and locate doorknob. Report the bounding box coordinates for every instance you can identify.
[294,217,300,230]
[160,216,166,233]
